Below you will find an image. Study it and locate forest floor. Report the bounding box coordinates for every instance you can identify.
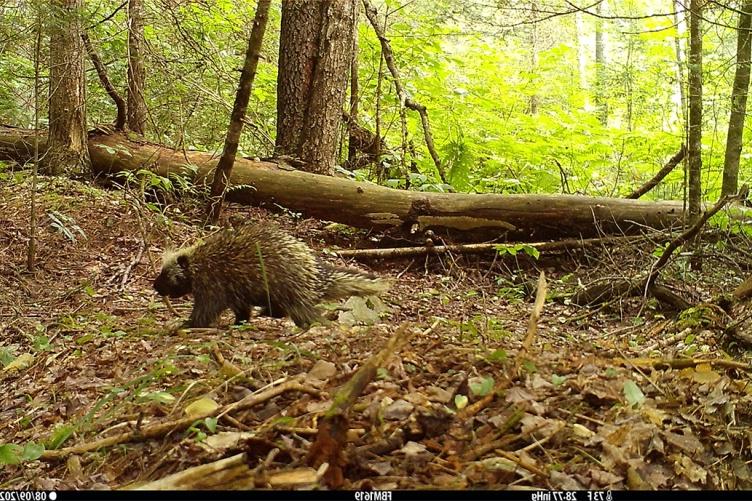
[2,173,752,491]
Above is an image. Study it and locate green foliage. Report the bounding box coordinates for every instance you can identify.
[623,380,646,408]
[48,210,87,242]
[0,442,44,465]
[0,0,749,200]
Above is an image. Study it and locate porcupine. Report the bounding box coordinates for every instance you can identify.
[153,223,389,328]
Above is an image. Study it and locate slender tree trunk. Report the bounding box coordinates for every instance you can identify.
[594,1,608,126]
[127,0,147,134]
[207,0,272,225]
[28,13,42,271]
[82,32,126,130]
[275,0,357,175]
[527,1,539,115]
[673,0,687,127]
[687,0,703,224]
[575,11,588,109]
[347,9,359,169]
[722,0,752,197]
[42,0,89,176]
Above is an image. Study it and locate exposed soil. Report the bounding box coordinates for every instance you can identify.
[1,174,752,491]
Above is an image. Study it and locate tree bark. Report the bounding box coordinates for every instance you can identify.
[275,0,357,175]
[43,0,90,176]
[722,0,752,197]
[687,0,703,224]
[207,0,272,224]
[0,127,716,241]
[673,0,687,126]
[527,1,539,115]
[594,1,608,126]
[347,9,360,169]
[575,11,588,104]
[127,0,147,134]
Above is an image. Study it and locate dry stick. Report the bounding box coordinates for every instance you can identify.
[119,241,145,291]
[133,453,251,490]
[459,272,547,420]
[361,0,447,184]
[40,379,319,461]
[645,193,738,288]
[335,235,648,260]
[81,32,126,130]
[625,144,686,199]
[616,357,752,372]
[308,321,437,487]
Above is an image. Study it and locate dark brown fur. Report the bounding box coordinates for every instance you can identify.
[153,224,388,328]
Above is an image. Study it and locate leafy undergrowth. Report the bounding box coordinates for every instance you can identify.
[2,174,752,490]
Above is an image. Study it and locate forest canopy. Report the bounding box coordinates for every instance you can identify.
[1,0,745,199]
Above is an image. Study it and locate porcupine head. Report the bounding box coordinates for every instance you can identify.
[153,246,195,299]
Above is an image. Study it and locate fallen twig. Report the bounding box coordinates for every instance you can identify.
[119,241,145,291]
[615,357,752,372]
[41,378,319,460]
[335,235,648,260]
[308,320,438,487]
[459,272,547,419]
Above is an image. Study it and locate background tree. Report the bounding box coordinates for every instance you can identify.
[594,0,608,126]
[721,0,752,197]
[207,0,272,224]
[275,0,358,175]
[42,0,89,176]
[127,0,147,134]
[687,0,703,224]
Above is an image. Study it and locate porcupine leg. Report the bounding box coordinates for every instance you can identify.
[257,304,286,318]
[188,291,225,328]
[286,303,322,329]
[231,305,252,324]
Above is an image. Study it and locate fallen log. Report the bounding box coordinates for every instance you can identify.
[1,127,691,240]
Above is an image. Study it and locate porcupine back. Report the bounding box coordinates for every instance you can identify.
[155,223,388,328]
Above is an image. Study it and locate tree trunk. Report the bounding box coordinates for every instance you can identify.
[81,32,126,130]
[687,0,703,224]
[127,0,147,134]
[42,0,90,176]
[722,0,752,197]
[594,1,608,126]
[275,0,357,175]
[0,127,720,242]
[346,9,359,169]
[575,11,588,104]
[527,1,539,115]
[207,0,272,224]
[673,0,687,126]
